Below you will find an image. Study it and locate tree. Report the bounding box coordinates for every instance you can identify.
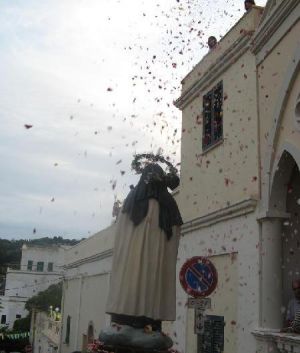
[25,282,62,313]
[13,316,31,331]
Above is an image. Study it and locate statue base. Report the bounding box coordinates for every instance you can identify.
[100,345,170,353]
[99,324,173,352]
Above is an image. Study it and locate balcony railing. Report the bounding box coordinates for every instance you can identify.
[253,328,300,353]
[42,318,61,345]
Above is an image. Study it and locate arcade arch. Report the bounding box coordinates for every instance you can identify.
[260,149,300,328]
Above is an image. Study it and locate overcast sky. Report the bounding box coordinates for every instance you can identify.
[0,0,267,240]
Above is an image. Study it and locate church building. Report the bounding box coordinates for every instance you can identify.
[174,1,300,353]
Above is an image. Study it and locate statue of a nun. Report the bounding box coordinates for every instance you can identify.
[101,157,183,350]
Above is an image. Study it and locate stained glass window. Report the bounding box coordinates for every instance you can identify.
[202,82,223,151]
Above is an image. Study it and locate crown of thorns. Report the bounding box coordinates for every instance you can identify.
[131,153,178,175]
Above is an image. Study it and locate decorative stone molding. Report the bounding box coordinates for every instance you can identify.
[253,329,300,353]
[174,34,252,110]
[252,0,300,62]
[181,198,257,235]
[258,0,280,27]
[257,210,290,221]
[6,268,62,276]
[63,249,113,269]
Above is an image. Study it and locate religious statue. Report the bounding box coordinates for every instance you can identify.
[100,154,183,351]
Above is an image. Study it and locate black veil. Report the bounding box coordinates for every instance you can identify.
[122,163,183,239]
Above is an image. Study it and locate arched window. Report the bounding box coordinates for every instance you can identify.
[282,164,300,314]
[268,151,300,326]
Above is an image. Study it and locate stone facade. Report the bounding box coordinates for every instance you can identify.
[173,1,300,352]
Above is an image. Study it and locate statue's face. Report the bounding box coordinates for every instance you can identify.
[208,37,216,49]
[245,1,253,11]
[142,164,165,184]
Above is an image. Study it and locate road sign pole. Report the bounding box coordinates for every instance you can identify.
[179,257,218,353]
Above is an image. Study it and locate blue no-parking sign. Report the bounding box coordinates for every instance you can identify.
[179,256,218,298]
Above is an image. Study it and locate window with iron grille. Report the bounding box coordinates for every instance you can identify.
[27,260,33,271]
[47,262,53,272]
[36,261,44,272]
[202,82,223,151]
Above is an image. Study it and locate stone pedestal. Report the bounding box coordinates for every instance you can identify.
[99,324,173,353]
[101,346,169,353]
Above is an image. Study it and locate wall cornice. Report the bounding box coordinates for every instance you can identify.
[6,269,62,276]
[181,199,257,235]
[63,249,113,269]
[252,0,300,61]
[174,34,253,110]
[257,210,290,221]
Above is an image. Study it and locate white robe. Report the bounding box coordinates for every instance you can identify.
[106,199,180,321]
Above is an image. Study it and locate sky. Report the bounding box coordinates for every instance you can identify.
[0,0,267,240]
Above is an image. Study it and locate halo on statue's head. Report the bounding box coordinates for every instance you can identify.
[131,153,178,175]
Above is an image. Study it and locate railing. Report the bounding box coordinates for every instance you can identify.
[253,328,300,353]
[41,317,61,345]
[7,264,21,271]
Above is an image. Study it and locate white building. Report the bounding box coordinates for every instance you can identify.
[0,244,67,329]
[59,225,115,353]
[173,1,300,353]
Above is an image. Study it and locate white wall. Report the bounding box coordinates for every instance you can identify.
[60,225,115,353]
[168,211,260,353]
[5,271,62,298]
[20,245,67,273]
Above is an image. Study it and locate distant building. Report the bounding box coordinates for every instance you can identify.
[0,244,68,329]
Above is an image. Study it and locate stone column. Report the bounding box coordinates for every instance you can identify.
[259,216,287,328]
